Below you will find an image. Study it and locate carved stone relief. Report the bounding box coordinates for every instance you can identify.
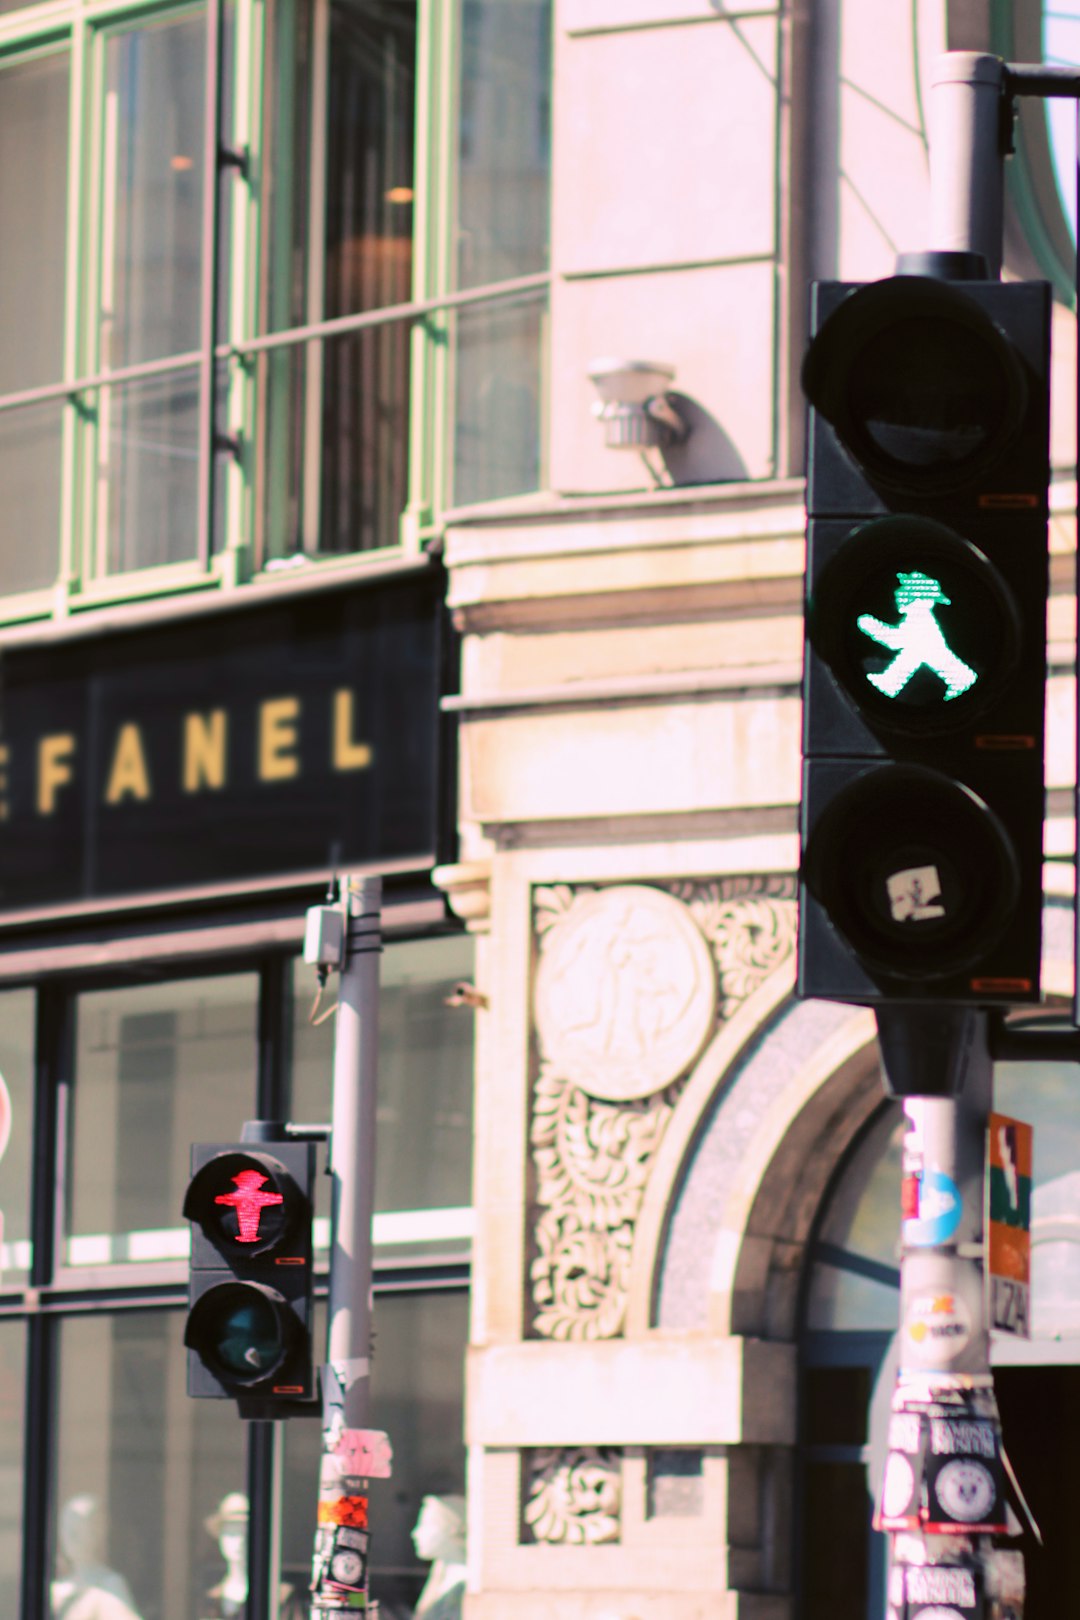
[528,877,796,1341]
[522,1446,623,1545]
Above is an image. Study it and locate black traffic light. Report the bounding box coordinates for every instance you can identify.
[183,1137,318,1415]
[799,255,1051,1005]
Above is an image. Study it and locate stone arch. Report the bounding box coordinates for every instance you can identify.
[631,897,1074,1346]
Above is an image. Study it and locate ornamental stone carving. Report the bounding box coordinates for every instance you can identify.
[534,885,718,1102]
[522,1447,622,1545]
[528,877,796,1340]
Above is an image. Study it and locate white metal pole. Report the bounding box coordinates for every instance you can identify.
[928,53,1007,277]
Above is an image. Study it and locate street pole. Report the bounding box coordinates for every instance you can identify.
[871,56,1027,1620]
[307,874,392,1617]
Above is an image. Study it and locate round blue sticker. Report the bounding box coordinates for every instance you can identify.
[903,1168,962,1247]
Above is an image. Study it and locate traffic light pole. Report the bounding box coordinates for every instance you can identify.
[870,53,1054,1618]
[326,873,382,1434]
[309,873,386,1616]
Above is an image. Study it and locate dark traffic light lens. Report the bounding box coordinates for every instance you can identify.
[212,1295,283,1376]
[849,317,1007,473]
[809,518,1022,734]
[802,277,1028,494]
[185,1281,294,1386]
[803,764,1020,980]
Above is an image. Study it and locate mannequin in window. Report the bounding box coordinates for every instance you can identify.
[200,1492,304,1620]
[411,1495,466,1620]
[51,1494,142,1620]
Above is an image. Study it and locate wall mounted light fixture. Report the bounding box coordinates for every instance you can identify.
[587,358,689,450]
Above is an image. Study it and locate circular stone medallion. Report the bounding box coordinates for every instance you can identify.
[535,885,718,1101]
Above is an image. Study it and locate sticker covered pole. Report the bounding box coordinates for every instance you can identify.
[305,875,393,1616]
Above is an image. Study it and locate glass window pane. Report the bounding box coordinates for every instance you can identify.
[101,14,206,371]
[66,974,258,1268]
[258,0,415,563]
[0,989,36,1286]
[0,404,64,594]
[0,50,68,393]
[95,369,202,577]
[281,1290,468,1616]
[54,1310,245,1620]
[457,0,550,288]
[996,1060,1080,1339]
[805,1103,902,1333]
[0,1322,25,1616]
[0,48,69,596]
[291,935,475,1240]
[453,294,544,505]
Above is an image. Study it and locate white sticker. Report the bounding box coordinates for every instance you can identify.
[934,1458,996,1523]
[882,1452,916,1519]
[904,1291,973,1364]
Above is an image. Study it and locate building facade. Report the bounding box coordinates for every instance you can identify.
[1,1,1080,1619]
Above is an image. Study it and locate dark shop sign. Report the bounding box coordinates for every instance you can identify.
[0,572,447,912]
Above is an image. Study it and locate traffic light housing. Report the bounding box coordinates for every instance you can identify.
[799,262,1051,1005]
[183,1138,318,1416]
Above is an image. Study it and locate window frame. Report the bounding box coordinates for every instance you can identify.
[0,0,551,626]
[0,918,473,1620]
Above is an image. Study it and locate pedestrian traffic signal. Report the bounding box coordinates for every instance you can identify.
[183,1139,317,1414]
[798,259,1051,1005]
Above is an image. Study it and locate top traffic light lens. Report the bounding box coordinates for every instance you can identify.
[802,277,1027,494]
[183,1150,299,1257]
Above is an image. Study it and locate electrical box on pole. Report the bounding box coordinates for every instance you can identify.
[183,1138,318,1417]
[798,259,1051,1007]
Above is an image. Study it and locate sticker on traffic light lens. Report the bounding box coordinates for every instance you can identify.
[802,764,1020,980]
[809,518,1021,734]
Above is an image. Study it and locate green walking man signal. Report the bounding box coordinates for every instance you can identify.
[857,572,978,702]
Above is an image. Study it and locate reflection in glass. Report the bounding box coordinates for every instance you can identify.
[66,975,258,1266]
[292,934,475,1234]
[54,1311,245,1620]
[95,369,202,576]
[0,49,69,593]
[453,294,544,506]
[805,1104,902,1333]
[259,0,415,561]
[0,990,35,1284]
[101,15,205,370]
[457,0,550,289]
[281,1291,468,1616]
[0,1323,25,1618]
[807,1062,1080,1344]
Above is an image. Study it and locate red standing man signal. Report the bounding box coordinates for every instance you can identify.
[215,1169,284,1243]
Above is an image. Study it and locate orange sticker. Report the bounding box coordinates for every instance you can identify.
[318,1495,369,1529]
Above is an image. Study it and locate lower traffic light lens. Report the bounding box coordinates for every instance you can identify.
[185,1282,293,1387]
[803,764,1020,980]
[214,1295,283,1376]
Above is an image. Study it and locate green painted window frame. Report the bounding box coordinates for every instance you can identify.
[0,0,552,626]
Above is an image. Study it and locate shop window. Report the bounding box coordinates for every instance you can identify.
[65,973,259,1269]
[0,1322,25,1618]
[53,1308,246,1620]
[0,988,35,1286]
[292,932,476,1251]
[281,1288,469,1618]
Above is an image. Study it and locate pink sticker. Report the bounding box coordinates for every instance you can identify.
[333,1429,393,1480]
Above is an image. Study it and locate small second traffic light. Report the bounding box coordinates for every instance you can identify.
[183,1138,317,1415]
[799,257,1051,1006]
